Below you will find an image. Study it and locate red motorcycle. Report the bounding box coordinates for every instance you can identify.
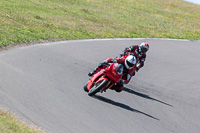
[84,63,123,96]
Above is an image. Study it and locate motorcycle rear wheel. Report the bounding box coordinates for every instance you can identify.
[88,79,108,96]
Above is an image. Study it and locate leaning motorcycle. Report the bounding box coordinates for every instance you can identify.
[84,63,123,96]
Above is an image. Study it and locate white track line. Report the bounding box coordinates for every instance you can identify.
[39,38,199,46]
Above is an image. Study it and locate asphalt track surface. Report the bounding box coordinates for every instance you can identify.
[0,38,200,133]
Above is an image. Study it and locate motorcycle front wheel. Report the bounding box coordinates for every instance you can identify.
[88,79,108,96]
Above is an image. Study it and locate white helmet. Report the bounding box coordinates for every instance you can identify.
[125,55,136,70]
[139,42,149,53]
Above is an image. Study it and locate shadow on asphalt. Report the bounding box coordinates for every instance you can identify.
[123,87,173,107]
[93,95,159,120]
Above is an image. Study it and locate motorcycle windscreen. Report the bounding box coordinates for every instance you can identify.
[106,63,123,83]
[114,64,123,74]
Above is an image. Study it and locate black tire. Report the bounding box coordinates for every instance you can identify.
[88,79,108,96]
[83,83,89,92]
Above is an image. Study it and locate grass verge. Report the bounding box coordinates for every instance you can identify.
[0,0,200,48]
[0,109,45,133]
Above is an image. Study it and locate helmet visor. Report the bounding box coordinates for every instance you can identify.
[126,60,134,67]
[115,64,123,74]
[141,47,148,53]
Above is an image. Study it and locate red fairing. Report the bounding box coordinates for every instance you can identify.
[105,63,123,83]
[87,70,106,90]
[86,63,123,92]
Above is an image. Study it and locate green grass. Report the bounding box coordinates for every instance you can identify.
[0,0,200,48]
[0,110,45,133]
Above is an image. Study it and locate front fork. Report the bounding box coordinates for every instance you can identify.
[100,76,112,92]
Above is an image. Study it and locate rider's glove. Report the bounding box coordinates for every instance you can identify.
[102,61,109,66]
[99,61,109,68]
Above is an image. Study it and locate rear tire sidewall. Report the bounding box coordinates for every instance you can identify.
[88,79,108,96]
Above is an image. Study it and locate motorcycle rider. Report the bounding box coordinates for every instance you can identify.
[88,55,137,92]
[120,42,149,72]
